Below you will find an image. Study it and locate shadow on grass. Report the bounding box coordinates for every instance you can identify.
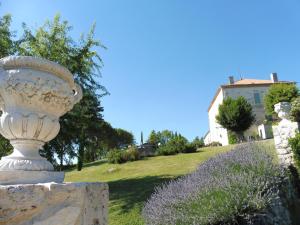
[108,175,175,213]
[83,159,108,168]
[61,160,108,172]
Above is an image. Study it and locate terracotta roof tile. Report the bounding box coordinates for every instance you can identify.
[232,79,274,85]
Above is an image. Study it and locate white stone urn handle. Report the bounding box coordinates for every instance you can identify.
[0,94,4,111]
[0,66,4,111]
[74,83,83,105]
[274,102,291,120]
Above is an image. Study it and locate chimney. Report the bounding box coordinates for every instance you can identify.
[270,73,278,83]
[228,76,234,84]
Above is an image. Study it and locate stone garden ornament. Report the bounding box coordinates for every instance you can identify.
[273,102,299,166]
[0,56,82,184]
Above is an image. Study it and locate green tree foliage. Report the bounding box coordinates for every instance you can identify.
[289,133,300,169]
[216,97,255,140]
[82,123,135,163]
[0,14,15,56]
[0,137,13,159]
[264,83,299,115]
[191,136,204,148]
[147,130,173,147]
[68,92,105,171]
[0,13,114,169]
[0,14,15,156]
[291,97,300,122]
[140,131,144,145]
[97,121,120,150]
[15,14,108,170]
[0,13,136,169]
[113,128,134,149]
[228,131,238,145]
[148,130,160,146]
[160,130,173,145]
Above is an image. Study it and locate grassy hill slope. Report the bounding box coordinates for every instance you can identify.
[65,145,234,225]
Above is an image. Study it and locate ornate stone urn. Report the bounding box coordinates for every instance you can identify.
[273,102,299,166]
[274,102,292,120]
[0,56,82,184]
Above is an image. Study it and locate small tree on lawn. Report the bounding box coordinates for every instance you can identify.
[264,83,299,116]
[148,130,159,146]
[114,128,134,148]
[216,97,255,141]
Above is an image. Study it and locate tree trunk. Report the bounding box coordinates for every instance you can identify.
[59,151,63,171]
[236,132,245,143]
[77,144,84,171]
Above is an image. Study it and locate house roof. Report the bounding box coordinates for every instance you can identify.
[231,79,274,85]
[207,78,293,112]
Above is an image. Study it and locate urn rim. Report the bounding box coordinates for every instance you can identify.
[0,56,75,89]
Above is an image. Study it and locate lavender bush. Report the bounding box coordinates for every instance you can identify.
[143,143,294,225]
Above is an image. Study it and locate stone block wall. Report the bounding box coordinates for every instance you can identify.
[272,102,300,166]
[0,182,109,225]
[273,120,299,165]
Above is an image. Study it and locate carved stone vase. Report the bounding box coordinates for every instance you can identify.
[0,56,82,184]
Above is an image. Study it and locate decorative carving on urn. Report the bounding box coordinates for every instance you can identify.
[0,56,82,184]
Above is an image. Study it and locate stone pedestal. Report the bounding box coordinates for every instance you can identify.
[0,182,109,225]
[272,102,300,166]
[273,120,299,165]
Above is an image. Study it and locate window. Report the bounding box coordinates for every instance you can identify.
[254,92,261,104]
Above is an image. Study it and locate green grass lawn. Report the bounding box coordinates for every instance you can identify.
[65,145,233,225]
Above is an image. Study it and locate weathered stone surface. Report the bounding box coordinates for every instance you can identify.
[0,182,108,225]
[273,102,300,166]
[0,171,64,185]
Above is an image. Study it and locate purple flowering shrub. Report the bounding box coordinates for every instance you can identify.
[143,143,291,225]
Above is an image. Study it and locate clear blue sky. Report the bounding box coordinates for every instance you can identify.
[1,0,300,142]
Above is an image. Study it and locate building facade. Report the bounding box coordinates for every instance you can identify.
[205,73,290,146]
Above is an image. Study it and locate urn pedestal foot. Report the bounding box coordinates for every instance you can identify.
[0,139,64,184]
[0,170,64,185]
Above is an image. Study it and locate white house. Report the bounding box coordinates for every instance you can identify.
[204,73,291,146]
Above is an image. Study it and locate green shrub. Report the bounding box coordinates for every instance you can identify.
[157,142,197,155]
[181,143,197,153]
[191,136,204,148]
[157,134,188,155]
[291,97,300,122]
[157,144,178,155]
[125,146,140,161]
[107,149,125,164]
[207,141,222,147]
[154,132,200,155]
[107,146,140,164]
[228,132,238,144]
[289,133,300,169]
[216,97,255,139]
[264,83,299,115]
